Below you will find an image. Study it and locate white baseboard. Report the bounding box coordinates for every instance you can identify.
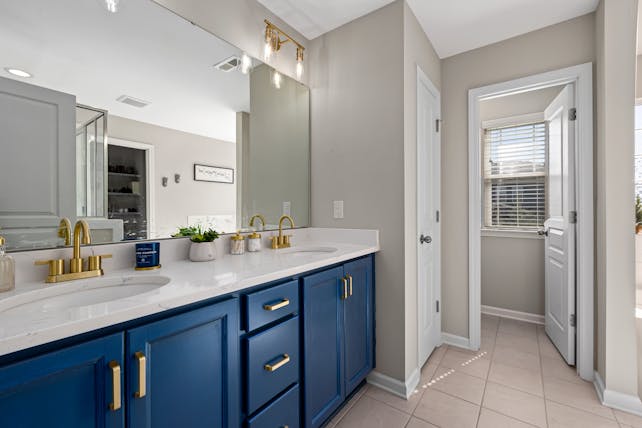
[482,305,545,325]
[594,371,642,416]
[441,333,472,350]
[367,368,419,399]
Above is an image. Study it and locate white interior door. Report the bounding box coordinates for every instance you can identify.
[417,69,441,367]
[543,84,576,365]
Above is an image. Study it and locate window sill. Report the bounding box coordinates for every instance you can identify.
[481,229,543,239]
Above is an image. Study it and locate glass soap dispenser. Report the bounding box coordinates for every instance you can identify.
[0,236,15,293]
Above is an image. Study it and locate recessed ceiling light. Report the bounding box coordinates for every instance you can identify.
[4,67,32,78]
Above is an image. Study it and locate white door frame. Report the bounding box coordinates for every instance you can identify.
[417,65,441,367]
[467,62,594,381]
[108,137,156,239]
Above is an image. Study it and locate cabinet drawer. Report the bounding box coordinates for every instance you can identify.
[247,384,300,428]
[246,316,299,414]
[245,280,299,332]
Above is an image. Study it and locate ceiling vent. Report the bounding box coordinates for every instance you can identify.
[214,56,241,72]
[116,95,150,108]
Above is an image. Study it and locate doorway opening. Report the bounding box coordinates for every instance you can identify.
[468,63,594,381]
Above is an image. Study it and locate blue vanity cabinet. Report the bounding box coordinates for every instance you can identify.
[343,257,375,395]
[126,298,239,428]
[0,333,125,428]
[302,256,374,428]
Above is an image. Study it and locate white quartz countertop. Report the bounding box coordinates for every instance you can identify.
[0,229,379,357]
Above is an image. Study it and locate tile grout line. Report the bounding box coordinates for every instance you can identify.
[537,325,551,428]
[475,319,498,427]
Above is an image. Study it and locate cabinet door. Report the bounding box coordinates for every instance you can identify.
[0,333,124,428]
[343,257,374,395]
[302,266,345,428]
[127,299,239,428]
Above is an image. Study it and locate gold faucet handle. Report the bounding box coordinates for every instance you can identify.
[88,254,112,272]
[35,259,65,277]
[283,235,292,247]
[270,236,279,249]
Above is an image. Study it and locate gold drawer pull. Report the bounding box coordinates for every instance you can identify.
[264,354,290,372]
[341,277,348,300]
[108,361,121,411]
[347,274,353,296]
[134,351,147,398]
[263,298,290,311]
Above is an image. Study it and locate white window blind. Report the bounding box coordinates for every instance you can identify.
[483,122,547,229]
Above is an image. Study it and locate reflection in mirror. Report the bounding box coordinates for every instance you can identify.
[0,0,310,251]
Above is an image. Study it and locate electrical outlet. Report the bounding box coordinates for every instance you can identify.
[283,201,291,216]
[333,200,344,219]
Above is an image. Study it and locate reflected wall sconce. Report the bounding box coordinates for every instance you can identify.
[174,174,181,184]
[263,19,305,80]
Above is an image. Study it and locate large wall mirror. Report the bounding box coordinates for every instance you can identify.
[0,0,310,251]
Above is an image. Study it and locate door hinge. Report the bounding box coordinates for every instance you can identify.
[570,314,576,327]
[436,300,440,313]
[436,210,440,223]
[569,211,577,224]
[435,119,441,133]
[569,108,577,121]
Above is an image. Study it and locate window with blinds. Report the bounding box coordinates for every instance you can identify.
[483,122,547,229]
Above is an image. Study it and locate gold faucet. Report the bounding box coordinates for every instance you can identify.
[271,215,295,249]
[35,220,111,283]
[249,214,266,230]
[70,220,91,273]
[58,218,72,246]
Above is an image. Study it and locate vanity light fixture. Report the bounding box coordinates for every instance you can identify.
[4,67,32,78]
[263,19,305,80]
[240,53,252,75]
[101,0,120,13]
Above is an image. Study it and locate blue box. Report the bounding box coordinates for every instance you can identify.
[135,242,161,270]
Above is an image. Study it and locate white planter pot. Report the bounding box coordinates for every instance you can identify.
[189,242,216,262]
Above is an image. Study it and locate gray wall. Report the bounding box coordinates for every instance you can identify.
[478,87,561,316]
[441,13,596,338]
[109,115,236,237]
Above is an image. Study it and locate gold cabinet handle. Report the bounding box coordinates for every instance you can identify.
[134,351,146,398]
[264,354,290,372]
[108,361,121,411]
[263,298,290,311]
[341,277,348,300]
[347,274,353,297]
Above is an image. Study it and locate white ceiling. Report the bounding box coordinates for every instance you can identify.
[0,0,251,142]
[258,0,600,58]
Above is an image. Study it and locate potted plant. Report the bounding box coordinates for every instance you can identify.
[174,226,220,262]
[635,195,642,234]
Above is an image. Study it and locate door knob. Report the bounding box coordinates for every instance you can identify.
[420,235,432,244]
[537,229,548,237]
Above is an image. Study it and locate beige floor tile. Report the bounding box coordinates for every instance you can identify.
[488,361,543,396]
[541,355,584,384]
[326,385,368,427]
[482,382,547,428]
[546,400,619,428]
[438,348,491,379]
[538,334,565,360]
[418,362,438,387]
[480,334,497,355]
[614,409,642,428]
[413,388,480,428]
[336,395,410,428]
[405,417,438,428]
[429,368,486,404]
[496,332,540,355]
[477,408,538,428]
[543,377,615,420]
[498,318,539,338]
[365,385,424,414]
[493,344,541,372]
[426,345,447,365]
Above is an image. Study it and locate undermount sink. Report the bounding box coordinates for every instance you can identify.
[281,246,338,256]
[0,276,170,317]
